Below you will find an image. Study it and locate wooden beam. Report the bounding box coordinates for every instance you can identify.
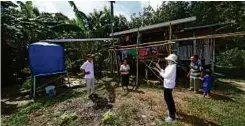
[110,42,175,51]
[109,31,245,50]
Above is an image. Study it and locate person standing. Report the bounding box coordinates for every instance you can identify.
[154,54,177,122]
[187,55,201,93]
[120,59,130,91]
[80,54,95,96]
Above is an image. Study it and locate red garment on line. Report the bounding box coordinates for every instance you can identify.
[139,48,148,60]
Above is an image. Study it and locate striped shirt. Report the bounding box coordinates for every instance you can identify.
[190,62,200,79]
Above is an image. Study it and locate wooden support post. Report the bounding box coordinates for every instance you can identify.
[169,23,172,53]
[193,31,196,55]
[114,51,118,75]
[110,50,113,75]
[136,28,139,88]
[212,38,215,73]
[169,23,172,41]
[145,67,148,80]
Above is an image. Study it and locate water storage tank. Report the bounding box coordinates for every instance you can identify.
[28,42,65,76]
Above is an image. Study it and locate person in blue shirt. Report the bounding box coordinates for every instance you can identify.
[199,69,212,97]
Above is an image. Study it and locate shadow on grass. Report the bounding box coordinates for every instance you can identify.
[88,93,113,110]
[178,112,219,126]
[100,77,118,103]
[214,79,245,95]
[121,88,145,97]
[33,86,85,105]
[210,93,236,102]
[215,67,245,80]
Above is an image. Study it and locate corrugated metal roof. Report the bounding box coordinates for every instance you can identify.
[110,16,196,37]
[181,23,228,32]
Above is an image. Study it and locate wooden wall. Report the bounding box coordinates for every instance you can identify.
[176,38,214,65]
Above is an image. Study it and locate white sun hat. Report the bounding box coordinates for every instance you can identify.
[165,54,178,63]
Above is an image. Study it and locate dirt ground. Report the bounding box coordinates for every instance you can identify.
[2,77,245,126]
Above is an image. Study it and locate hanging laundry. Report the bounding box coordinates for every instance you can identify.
[139,48,148,60]
[129,49,137,57]
[117,51,122,61]
[121,50,128,60]
[152,48,159,57]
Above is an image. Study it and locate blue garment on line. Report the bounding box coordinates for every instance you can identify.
[121,50,128,59]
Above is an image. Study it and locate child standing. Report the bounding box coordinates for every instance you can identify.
[199,69,212,97]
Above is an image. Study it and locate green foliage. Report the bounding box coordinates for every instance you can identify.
[22,77,31,90]
[2,102,42,126]
[2,1,245,87]
[216,48,245,68]
[102,110,116,125]
[60,112,78,125]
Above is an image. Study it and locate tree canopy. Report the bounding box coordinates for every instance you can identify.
[1,1,245,87]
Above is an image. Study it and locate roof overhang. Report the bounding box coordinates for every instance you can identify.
[110,16,196,37]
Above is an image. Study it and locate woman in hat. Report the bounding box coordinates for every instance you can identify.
[154,54,178,122]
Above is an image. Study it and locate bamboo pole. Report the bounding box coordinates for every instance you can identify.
[109,42,175,51]
[193,31,196,55]
[212,38,215,73]
[109,50,113,75]
[136,28,139,88]
[109,31,245,50]
[169,23,172,41]
[169,23,172,54]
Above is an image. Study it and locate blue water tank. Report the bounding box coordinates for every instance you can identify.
[28,42,65,76]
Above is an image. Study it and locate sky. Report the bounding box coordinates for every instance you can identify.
[31,1,164,21]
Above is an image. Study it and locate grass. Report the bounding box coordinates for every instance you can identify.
[2,76,245,126]
[186,78,245,126]
[2,88,85,126]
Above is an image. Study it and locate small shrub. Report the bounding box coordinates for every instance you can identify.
[22,77,31,90]
[102,110,116,125]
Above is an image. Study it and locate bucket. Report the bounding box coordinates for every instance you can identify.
[45,85,56,97]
